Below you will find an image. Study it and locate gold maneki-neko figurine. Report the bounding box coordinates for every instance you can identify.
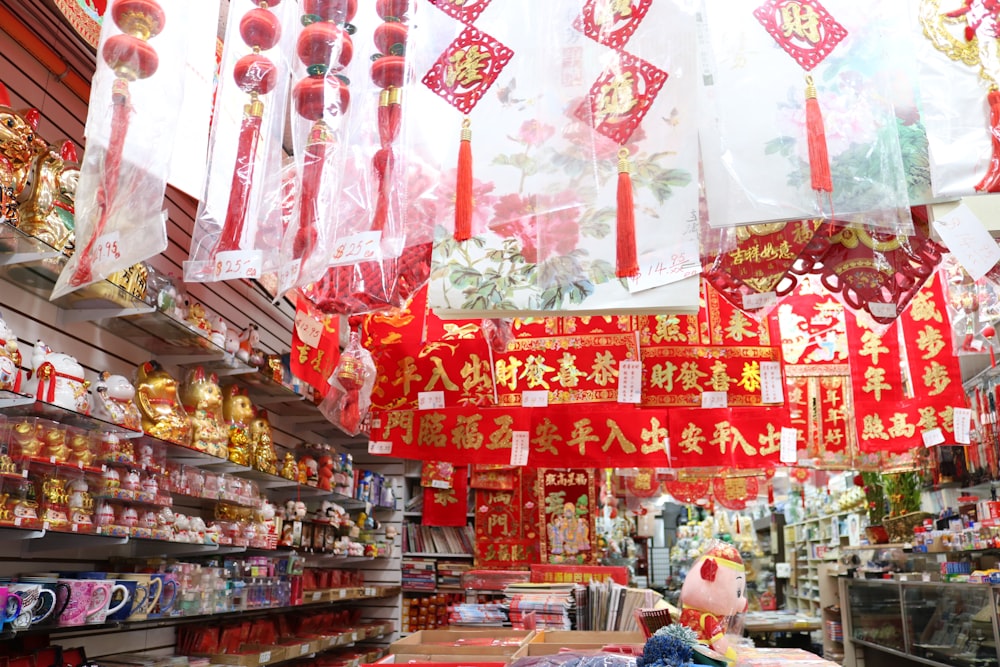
[135,360,192,446]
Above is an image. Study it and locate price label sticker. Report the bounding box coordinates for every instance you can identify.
[760,361,784,404]
[628,244,700,294]
[352,632,359,642]
[311,591,322,601]
[213,249,262,281]
[780,427,798,464]
[617,360,642,404]
[368,441,392,455]
[279,259,302,289]
[701,391,728,408]
[430,480,450,490]
[521,390,548,408]
[93,231,122,264]
[418,391,445,410]
[300,645,310,656]
[933,203,1000,280]
[295,308,323,348]
[510,431,530,466]
[742,291,777,311]
[954,407,973,445]
[259,652,271,664]
[923,427,946,447]
[329,231,381,268]
[365,587,374,597]
[868,302,897,319]
[339,588,347,598]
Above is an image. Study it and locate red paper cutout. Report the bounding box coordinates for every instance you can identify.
[427,0,492,25]
[753,0,847,71]
[574,50,667,145]
[573,0,653,49]
[663,479,710,504]
[421,26,513,115]
[712,476,759,511]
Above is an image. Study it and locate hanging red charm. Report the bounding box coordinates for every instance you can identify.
[370,0,408,232]
[574,0,653,49]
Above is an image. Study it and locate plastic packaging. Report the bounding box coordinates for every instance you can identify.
[185,0,296,283]
[511,653,637,667]
[699,0,914,233]
[318,331,376,436]
[408,0,701,317]
[53,0,205,299]
[941,255,1000,355]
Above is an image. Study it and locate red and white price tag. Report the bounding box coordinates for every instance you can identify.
[368,441,392,455]
[418,391,445,410]
[760,361,784,404]
[214,250,262,281]
[329,231,381,268]
[780,427,798,464]
[923,427,945,448]
[701,391,728,408]
[617,360,642,403]
[259,652,271,664]
[279,258,302,289]
[295,308,323,347]
[628,243,700,294]
[92,231,122,264]
[521,390,549,407]
[430,480,450,489]
[510,431,530,466]
[954,407,972,445]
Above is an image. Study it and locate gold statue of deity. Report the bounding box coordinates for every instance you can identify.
[135,360,192,445]
[0,92,46,229]
[280,452,298,481]
[17,140,78,254]
[222,385,253,466]
[179,366,228,459]
[249,409,278,475]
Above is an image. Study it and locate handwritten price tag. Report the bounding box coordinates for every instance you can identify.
[953,407,972,445]
[923,427,945,448]
[510,430,530,466]
[760,361,784,404]
[418,391,445,410]
[701,391,728,408]
[933,203,1000,280]
[279,258,301,289]
[780,427,798,464]
[368,441,392,455]
[522,390,548,407]
[628,243,700,294]
[214,250,262,281]
[431,480,450,489]
[329,231,381,268]
[92,231,121,264]
[742,291,777,310]
[868,302,897,319]
[617,360,642,404]
[295,308,323,347]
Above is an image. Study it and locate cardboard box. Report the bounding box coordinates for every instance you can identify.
[390,630,535,657]
[527,631,645,656]
[390,644,528,665]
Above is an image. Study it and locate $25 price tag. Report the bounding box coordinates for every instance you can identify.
[329,231,381,268]
[214,250,262,281]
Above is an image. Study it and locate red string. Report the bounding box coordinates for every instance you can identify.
[615,148,639,278]
[294,122,329,260]
[216,111,264,254]
[371,93,401,231]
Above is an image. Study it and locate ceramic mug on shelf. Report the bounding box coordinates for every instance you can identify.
[107,579,147,622]
[148,573,177,617]
[56,578,107,626]
[8,582,57,629]
[87,580,128,624]
[17,577,70,626]
[119,573,161,622]
[0,586,22,629]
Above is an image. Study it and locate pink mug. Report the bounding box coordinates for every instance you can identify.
[56,579,108,626]
[87,580,129,624]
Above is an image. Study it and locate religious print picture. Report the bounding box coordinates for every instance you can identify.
[537,468,597,565]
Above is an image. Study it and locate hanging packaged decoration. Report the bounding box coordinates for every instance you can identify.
[54,0,197,298]
[185,0,295,283]
[475,468,539,568]
[422,464,467,527]
[318,330,376,436]
[662,478,710,505]
[290,298,341,398]
[700,0,913,230]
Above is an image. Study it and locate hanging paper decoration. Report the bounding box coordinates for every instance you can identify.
[475,468,538,569]
[663,479,710,505]
[421,461,456,489]
[700,1,913,229]
[53,0,110,47]
[537,468,597,565]
[667,408,789,470]
[186,0,294,283]
[623,469,659,499]
[470,464,517,490]
[290,298,341,398]
[422,464,468,527]
[712,475,760,511]
[53,0,189,298]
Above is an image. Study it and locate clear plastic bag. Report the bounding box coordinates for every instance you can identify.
[318,330,376,436]
[699,0,914,232]
[53,0,208,299]
[184,0,296,284]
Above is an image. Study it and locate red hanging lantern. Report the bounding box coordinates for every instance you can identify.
[662,479,710,505]
[69,0,164,287]
[712,475,759,511]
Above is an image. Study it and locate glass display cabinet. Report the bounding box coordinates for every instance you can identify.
[845,579,1000,667]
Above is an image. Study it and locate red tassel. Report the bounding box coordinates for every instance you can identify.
[294,122,329,260]
[977,89,1000,193]
[216,100,265,254]
[70,79,131,286]
[371,88,401,232]
[804,76,832,194]
[342,388,361,434]
[615,148,639,278]
[454,119,473,242]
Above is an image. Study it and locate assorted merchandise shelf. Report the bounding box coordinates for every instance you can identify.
[783,509,863,616]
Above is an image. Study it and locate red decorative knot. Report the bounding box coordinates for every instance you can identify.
[422,26,513,115]
[427,0,491,25]
[574,50,667,145]
[574,0,652,49]
[240,7,283,50]
[753,0,846,71]
[234,54,279,96]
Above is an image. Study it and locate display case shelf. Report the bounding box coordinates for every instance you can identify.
[0,392,143,438]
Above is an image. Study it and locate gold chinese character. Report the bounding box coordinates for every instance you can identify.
[418,413,447,447]
[939,406,955,434]
[545,473,557,485]
[826,406,844,426]
[758,423,781,457]
[487,415,513,450]
[393,357,422,396]
[861,414,889,441]
[588,351,618,386]
[594,72,638,125]
[731,424,757,457]
[296,343,310,365]
[633,470,652,490]
[862,367,891,401]
[825,428,844,448]
[910,289,943,323]
[916,325,946,360]
[678,423,705,455]
[451,414,484,450]
[433,488,457,506]
[918,406,938,431]
[708,360,733,392]
[923,361,951,396]
[445,45,490,89]
[310,348,325,373]
[653,315,685,343]
[710,422,733,455]
[534,418,562,455]
[650,362,676,391]
[779,1,821,44]
[725,311,757,343]
[425,356,459,392]
[602,419,638,454]
[788,384,805,405]
[386,411,414,445]
[520,354,554,390]
[888,413,915,439]
[641,417,669,455]
[568,418,600,455]
[551,352,586,388]
[858,331,889,364]
[737,361,761,393]
[678,361,707,391]
[495,357,523,391]
[460,354,493,403]
[595,0,633,26]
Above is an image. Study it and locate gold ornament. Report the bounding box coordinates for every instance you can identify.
[222,385,254,466]
[179,366,228,459]
[135,360,192,445]
[249,409,278,475]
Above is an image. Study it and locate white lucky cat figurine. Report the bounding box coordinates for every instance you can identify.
[92,371,142,431]
[27,340,90,413]
[0,313,23,393]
